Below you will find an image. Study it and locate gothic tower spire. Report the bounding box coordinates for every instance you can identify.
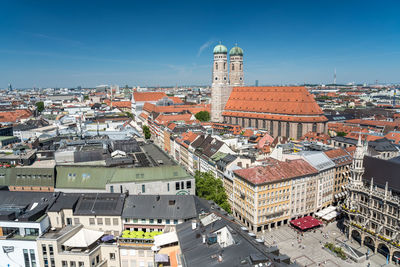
[350,134,366,187]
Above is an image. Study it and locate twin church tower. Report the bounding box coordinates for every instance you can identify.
[211,43,244,122]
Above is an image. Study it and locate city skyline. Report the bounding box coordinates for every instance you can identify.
[1,0,400,88]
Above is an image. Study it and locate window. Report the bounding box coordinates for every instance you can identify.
[70,262,76,267]
[186,181,191,189]
[74,218,80,225]
[147,262,154,267]
[97,218,103,225]
[23,249,30,267]
[181,181,184,189]
[30,249,37,267]
[42,244,47,255]
[62,261,67,267]
[142,184,145,193]
[176,182,180,190]
[113,218,119,225]
[139,250,145,257]
[105,218,111,225]
[25,228,39,236]
[89,218,95,225]
[174,220,178,224]
[96,255,100,263]
[49,245,54,256]
[141,219,146,223]
[51,259,55,267]
[110,185,114,193]
[157,219,162,224]
[167,183,170,191]
[150,219,154,224]
[66,218,72,225]
[130,249,136,256]
[78,262,84,267]
[110,253,116,260]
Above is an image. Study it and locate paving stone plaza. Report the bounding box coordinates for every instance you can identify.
[258,222,395,267]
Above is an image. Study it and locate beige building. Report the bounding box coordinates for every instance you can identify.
[47,193,125,236]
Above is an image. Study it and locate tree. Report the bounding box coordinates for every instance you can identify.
[142,125,151,139]
[195,111,210,122]
[125,112,134,119]
[35,101,44,113]
[83,95,89,100]
[195,171,231,213]
[336,131,347,137]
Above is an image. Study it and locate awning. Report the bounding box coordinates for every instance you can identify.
[315,206,336,218]
[290,216,322,231]
[155,254,169,263]
[322,210,339,221]
[154,231,178,248]
[63,228,104,248]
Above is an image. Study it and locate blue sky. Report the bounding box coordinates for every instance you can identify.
[1,0,399,88]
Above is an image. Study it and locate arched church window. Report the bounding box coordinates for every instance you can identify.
[215,77,218,80]
[224,77,226,80]
[224,62,226,70]
[215,63,218,70]
[232,64,235,71]
[297,123,303,140]
[240,64,242,70]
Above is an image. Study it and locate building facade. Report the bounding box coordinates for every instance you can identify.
[343,136,400,264]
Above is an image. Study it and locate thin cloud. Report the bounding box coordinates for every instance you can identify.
[25,32,83,47]
[197,40,215,57]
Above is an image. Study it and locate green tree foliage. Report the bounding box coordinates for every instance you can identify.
[142,125,151,139]
[35,101,44,113]
[195,171,231,213]
[83,95,89,100]
[125,112,134,119]
[195,111,210,122]
[336,131,347,137]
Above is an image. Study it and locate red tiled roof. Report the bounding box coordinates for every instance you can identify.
[0,109,32,123]
[155,113,194,125]
[143,102,210,114]
[385,132,400,144]
[324,148,352,166]
[346,119,400,128]
[242,129,254,137]
[168,96,183,104]
[133,92,167,102]
[234,159,318,185]
[224,86,324,116]
[222,111,327,123]
[104,100,131,108]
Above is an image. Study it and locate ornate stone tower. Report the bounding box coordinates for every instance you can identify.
[350,135,366,187]
[229,45,244,86]
[211,43,230,122]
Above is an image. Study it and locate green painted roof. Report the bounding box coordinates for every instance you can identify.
[211,152,227,161]
[56,165,191,190]
[229,46,243,56]
[213,44,227,54]
[0,136,17,141]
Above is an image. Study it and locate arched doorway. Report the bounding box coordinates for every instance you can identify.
[377,243,390,258]
[351,229,361,245]
[392,251,400,265]
[364,236,375,252]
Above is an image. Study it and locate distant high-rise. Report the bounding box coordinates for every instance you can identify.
[255,80,259,87]
[7,83,12,91]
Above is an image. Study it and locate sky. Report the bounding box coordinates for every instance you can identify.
[0,0,400,88]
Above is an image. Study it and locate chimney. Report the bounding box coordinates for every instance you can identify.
[191,220,197,230]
